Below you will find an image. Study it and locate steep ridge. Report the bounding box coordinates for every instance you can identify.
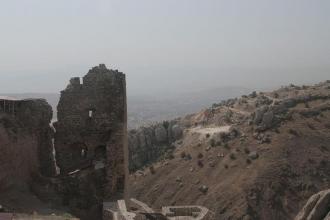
[130,81,330,220]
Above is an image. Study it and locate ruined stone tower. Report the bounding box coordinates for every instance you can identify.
[54,64,128,203]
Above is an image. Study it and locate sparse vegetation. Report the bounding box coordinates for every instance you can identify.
[180,151,186,158]
[229,153,236,160]
[210,139,216,147]
[244,147,250,154]
[197,160,204,168]
[206,133,210,138]
[185,154,192,160]
[307,123,315,130]
[288,128,299,136]
[325,123,330,129]
[149,166,155,174]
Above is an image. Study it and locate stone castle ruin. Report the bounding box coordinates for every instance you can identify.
[0,64,211,220]
[54,64,128,200]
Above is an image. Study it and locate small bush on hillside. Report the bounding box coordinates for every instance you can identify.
[224,143,229,149]
[230,153,236,160]
[163,120,170,129]
[185,154,192,160]
[244,147,250,154]
[197,160,204,168]
[324,123,330,129]
[180,151,186,158]
[288,128,298,136]
[210,139,216,147]
[307,123,315,130]
[149,166,156,174]
[164,150,175,160]
[246,158,251,164]
[206,133,210,138]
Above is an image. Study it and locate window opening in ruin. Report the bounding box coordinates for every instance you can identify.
[94,145,106,170]
[69,143,89,168]
[94,145,106,160]
[89,110,93,118]
[81,148,87,158]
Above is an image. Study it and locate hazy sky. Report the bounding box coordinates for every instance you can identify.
[0,0,329,95]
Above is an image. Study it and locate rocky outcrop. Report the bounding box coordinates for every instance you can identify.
[295,189,330,220]
[128,120,183,171]
[0,98,55,191]
[252,94,330,131]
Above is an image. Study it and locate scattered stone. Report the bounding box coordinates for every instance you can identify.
[185,154,192,160]
[176,176,182,182]
[199,185,209,194]
[248,151,259,160]
[209,161,215,167]
[136,170,145,176]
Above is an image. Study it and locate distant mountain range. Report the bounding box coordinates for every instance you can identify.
[1,86,252,128]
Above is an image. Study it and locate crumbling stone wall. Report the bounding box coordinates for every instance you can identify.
[54,64,127,208]
[0,98,55,190]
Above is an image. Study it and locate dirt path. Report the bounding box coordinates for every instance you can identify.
[190,125,231,135]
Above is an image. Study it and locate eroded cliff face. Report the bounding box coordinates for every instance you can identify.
[0,99,55,191]
[128,119,183,171]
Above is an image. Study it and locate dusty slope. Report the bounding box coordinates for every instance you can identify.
[130,81,330,220]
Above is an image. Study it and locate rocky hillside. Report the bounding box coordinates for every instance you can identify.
[130,81,330,220]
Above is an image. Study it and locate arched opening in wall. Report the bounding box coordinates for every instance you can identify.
[94,145,106,170]
[69,142,89,170]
